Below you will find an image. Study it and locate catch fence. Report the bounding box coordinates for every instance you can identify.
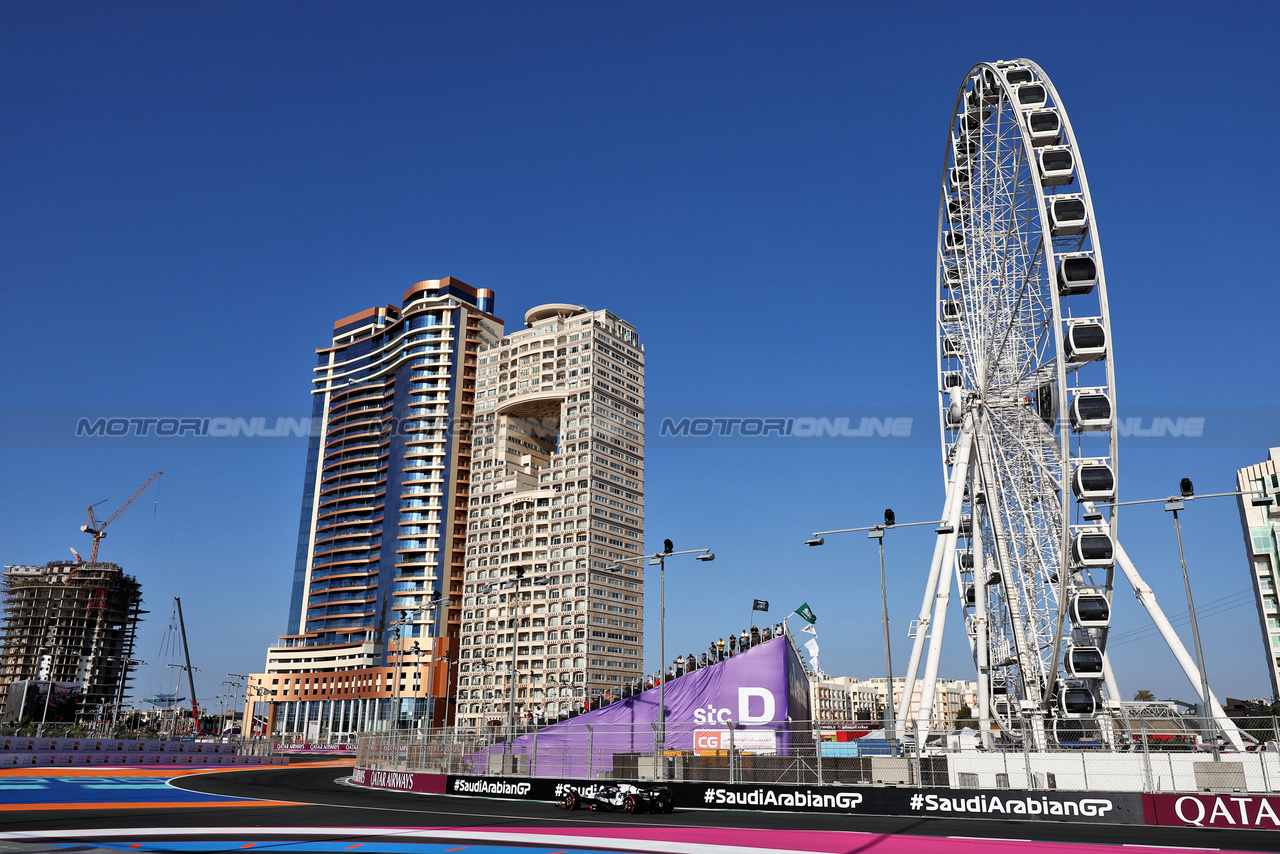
[355,715,1280,794]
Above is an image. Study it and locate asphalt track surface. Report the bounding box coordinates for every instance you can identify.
[2,763,1280,853]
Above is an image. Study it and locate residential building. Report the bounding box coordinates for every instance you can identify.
[247,277,501,738]
[453,304,645,731]
[0,561,143,724]
[810,675,882,725]
[807,673,978,730]
[1236,447,1280,701]
[861,676,977,730]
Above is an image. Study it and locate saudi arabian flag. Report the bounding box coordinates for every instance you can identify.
[795,602,817,624]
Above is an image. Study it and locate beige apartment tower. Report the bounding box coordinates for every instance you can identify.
[454,304,645,731]
[1236,447,1280,701]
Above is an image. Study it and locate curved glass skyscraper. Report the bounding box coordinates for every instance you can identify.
[249,277,501,737]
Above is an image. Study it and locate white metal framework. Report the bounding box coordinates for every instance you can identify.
[898,59,1245,750]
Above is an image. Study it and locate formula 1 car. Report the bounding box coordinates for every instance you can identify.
[557,782,674,814]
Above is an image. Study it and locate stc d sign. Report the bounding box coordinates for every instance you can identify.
[691,687,777,725]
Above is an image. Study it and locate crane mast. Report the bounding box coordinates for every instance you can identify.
[175,597,201,736]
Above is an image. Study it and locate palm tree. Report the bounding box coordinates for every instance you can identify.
[1133,689,1156,702]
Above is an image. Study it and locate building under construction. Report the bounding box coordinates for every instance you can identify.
[0,561,144,724]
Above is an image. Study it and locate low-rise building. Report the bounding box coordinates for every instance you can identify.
[809,674,977,730]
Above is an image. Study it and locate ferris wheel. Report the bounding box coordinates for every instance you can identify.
[894,59,1246,750]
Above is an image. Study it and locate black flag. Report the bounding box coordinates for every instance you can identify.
[752,599,769,612]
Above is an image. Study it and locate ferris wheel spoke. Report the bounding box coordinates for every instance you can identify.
[973,425,1046,701]
[985,236,1046,387]
[984,421,1062,649]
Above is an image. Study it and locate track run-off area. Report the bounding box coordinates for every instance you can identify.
[1,763,1279,853]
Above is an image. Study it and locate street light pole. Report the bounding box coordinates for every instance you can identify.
[502,569,526,773]
[441,652,458,731]
[421,595,450,731]
[227,673,247,740]
[390,624,402,732]
[609,542,715,779]
[807,510,935,754]
[388,609,419,731]
[868,521,898,757]
[110,658,145,735]
[656,552,666,757]
[1167,478,1218,761]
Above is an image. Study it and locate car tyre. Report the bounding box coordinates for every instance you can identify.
[559,790,578,811]
[623,794,640,814]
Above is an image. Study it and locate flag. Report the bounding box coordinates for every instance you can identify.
[804,637,820,658]
[752,599,769,612]
[795,602,817,624]
[801,623,817,636]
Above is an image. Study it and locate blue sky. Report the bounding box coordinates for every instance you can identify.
[2,1,1276,712]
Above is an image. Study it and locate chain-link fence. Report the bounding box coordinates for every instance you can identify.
[355,715,1280,794]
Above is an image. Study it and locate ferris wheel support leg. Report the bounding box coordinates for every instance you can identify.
[1113,541,1247,752]
[918,524,963,733]
[972,506,994,749]
[897,422,974,741]
[1101,654,1122,707]
[1096,656,1122,750]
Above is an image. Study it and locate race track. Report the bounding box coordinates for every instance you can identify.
[0,763,1276,854]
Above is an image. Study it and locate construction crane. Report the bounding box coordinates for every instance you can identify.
[80,472,163,562]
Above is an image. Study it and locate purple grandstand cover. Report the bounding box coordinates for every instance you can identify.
[471,635,806,778]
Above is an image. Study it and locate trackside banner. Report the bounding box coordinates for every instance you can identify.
[690,783,1142,823]
[349,767,445,794]
[421,774,1143,824]
[1144,793,1280,829]
[904,790,1141,823]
